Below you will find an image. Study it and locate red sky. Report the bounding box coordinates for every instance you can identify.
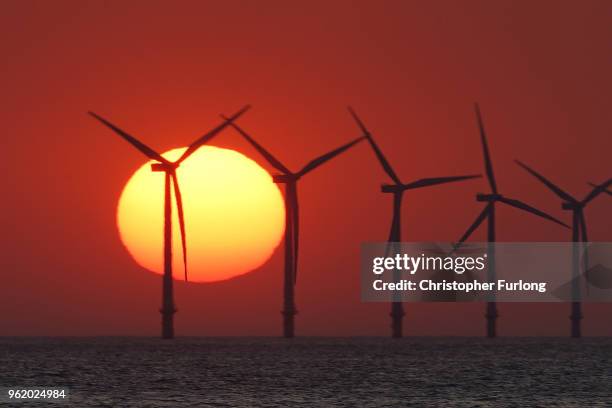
[2,0,612,336]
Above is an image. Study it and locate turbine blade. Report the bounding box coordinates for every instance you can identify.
[292,188,299,284]
[587,181,612,196]
[297,136,364,177]
[347,106,370,136]
[347,107,402,185]
[582,178,612,204]
[475,104,498,194]
[177,105,251,164]
[514,160,576,202]
[498,196,569,228]
[171,173,188,282]
[402,174,481,190]
[223,119,291,174]
[88,112,169,164]
[455,205,490,246]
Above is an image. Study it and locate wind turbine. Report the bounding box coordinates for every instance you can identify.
[347,107,482,338]
[515,162,612,338]
[223,117,364,338]
[454,104,569,338]
[89,105,250,339]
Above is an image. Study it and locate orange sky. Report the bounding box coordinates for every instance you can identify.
[2,0,612,336]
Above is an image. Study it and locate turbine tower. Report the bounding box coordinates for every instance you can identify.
[348,107,481,338]
[223,117,364,338]
[515,162,612,337]
[89,105,250,339]
[455,104,568,338]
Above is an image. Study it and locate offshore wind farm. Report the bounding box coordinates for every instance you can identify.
[3,2,612,406]
[4,0,611,341]
[85,103,609,340]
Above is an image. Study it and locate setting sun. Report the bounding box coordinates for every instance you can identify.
[117,146,285,283]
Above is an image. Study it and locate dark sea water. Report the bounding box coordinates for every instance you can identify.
[1,337,611,407]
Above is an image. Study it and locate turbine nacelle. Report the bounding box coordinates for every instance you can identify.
[476,193,502,202]
[151,162,179,173]
[381,184,404,193]
[273,174,299,183]
[562,201,583,211]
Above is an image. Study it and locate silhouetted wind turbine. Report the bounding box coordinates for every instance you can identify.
[348,107,482,338]
[223,117,364,338]
[89,105,250,339]
[516,163,612,338]
[454,104,569,338]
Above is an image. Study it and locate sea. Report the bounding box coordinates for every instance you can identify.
[1,337,610,407]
